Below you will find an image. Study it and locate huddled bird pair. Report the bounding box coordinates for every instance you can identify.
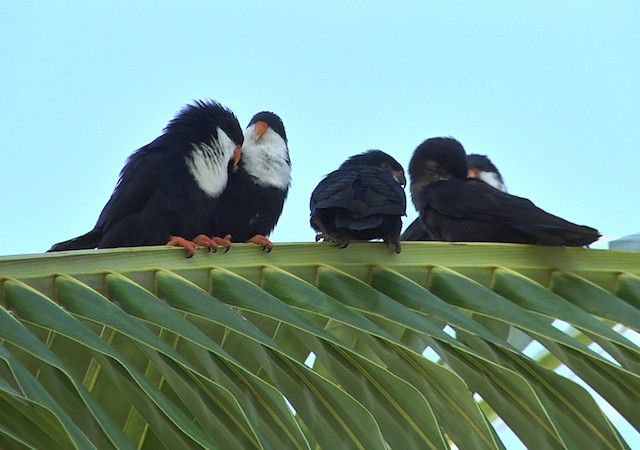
[49,101,291,256]
[399,151,508,241]
[309,137,599,252]
[49,100,599,256]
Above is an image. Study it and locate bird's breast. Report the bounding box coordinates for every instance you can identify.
[185,142,229,198]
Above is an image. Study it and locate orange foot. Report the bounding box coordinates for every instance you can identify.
[193,234,233,253]
[167,236,197,257]
[247,234,273,252]
[167,234,233,257]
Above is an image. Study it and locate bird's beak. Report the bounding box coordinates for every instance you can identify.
[394,171,407,188]
[255,121,269,139]
[233,145,242,166]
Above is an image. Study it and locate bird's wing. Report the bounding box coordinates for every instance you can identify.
[424,179,536,220]
[310,169,356,211]
[95,138,169,231]
[356,169,406,216]
[311,167,406,216]
[423,179,599,245]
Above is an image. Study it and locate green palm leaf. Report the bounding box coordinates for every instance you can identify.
[0,242,638,449]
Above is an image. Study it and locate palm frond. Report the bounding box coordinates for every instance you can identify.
[0,242,638,449]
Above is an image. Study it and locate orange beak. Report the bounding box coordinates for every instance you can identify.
[255,121,269,138]
[233,145,242,165]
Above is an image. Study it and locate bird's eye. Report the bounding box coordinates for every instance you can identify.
[382,162,391,169]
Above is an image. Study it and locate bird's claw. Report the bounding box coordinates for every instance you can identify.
[335,240,350,249]
[383,237,402,254]
[167,236,197,257]
[191,234,233,253]
[315,233,350,249]
[247,234,273,252]
[213,234,233,253]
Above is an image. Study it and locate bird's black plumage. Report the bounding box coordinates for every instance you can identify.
[49,100,244,254]
[399,216,430,241]
[401,151,508,241]
[212,111,291,250]
[407,136,600,246]
[310,150,407,252]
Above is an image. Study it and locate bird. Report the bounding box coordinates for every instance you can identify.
[48,99,244,256]
[211,111,291,251]
[401,152,508,240]
[407,136,600,246]
[310,150,407,253]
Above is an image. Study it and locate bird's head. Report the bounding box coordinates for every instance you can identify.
[241,111,291,189]
[166,99,244,166]
[408,137,467,207]
[245,111,288,144]
[340,150,406,187]
[466,153,508,192]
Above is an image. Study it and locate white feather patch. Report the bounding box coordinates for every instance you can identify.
[185,128,235,198]
[242,124,291,189]
[478,171,508,193]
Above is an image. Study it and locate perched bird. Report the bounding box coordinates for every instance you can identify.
[49,100,244,255]
[212,111,291,251]
[310,150,407,252]
[407,137,600,246]
[401,152,508,240]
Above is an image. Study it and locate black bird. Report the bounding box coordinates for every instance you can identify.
[212,111,291,251]
[401,152,508,240]
[407,137,600,246]
[310,150,407,252]
[48,100,244,255]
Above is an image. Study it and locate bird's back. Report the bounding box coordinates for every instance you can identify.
[311,167,405,215]
[421,179,600,246]
[311,166,405,238]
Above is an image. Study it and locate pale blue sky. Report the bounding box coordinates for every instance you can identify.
[2,2,639,257]
[1,2,640,446]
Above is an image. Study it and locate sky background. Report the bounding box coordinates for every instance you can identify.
[2,2,640,257]
[1,2,639,446]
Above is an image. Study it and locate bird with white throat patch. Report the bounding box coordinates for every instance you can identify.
[48,99,244,256]
[407,136,600,246]
[213,111,291,251]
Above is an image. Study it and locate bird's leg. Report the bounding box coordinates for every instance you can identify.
[384,234,402,253]
[384,239,402,253]
[246,234,273,253]
[311,217,340,244]
[167,236,197,257]
[192,234,232,253]
[314,231,350,248]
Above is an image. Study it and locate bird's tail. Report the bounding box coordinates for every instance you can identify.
[48,229,103,252]
[335,213,383,231]
[400,218,433,241]
[562,225,602,247]
[514,222,601,247]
